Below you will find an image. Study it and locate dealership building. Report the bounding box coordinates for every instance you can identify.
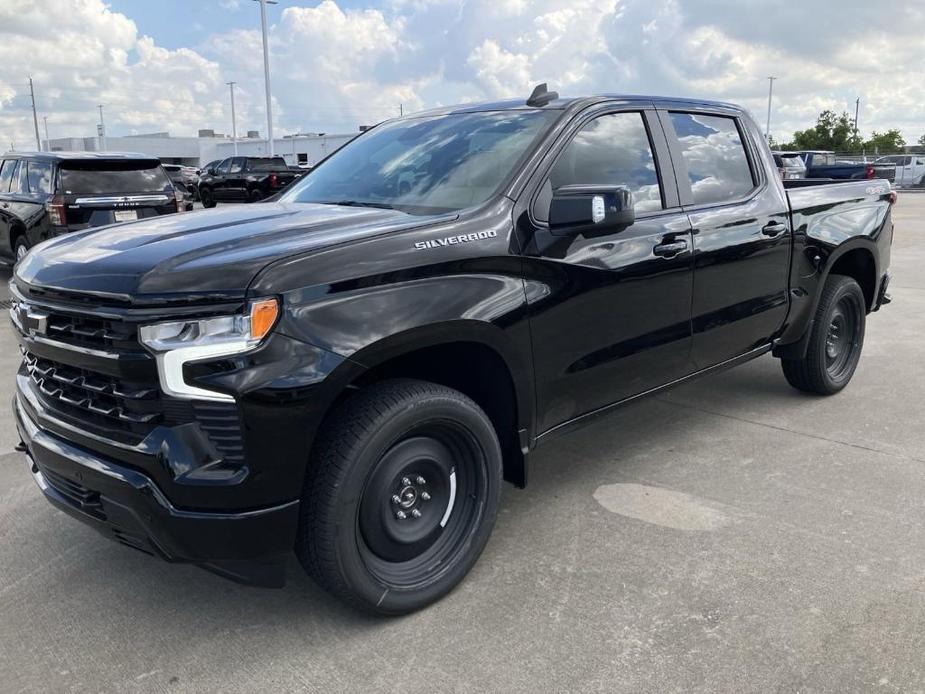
[42,130,355,168]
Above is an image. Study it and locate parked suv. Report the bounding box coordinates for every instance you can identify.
[0,152,184,263]
[198,156,299,207]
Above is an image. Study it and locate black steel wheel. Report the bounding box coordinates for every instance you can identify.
[297,379,502,614]
[781,274,866,394]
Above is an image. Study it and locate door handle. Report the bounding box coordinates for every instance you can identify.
[762,221,787,237]
[653,238,688,258]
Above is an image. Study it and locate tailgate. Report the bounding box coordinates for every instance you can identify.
[62,193,176,228]
[56,159,177,229]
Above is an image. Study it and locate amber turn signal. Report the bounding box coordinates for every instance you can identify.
[250,298,279,341]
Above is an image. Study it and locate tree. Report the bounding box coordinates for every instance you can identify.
[864,129,905,154]
[790,110,863,152]
[918,134,925,149]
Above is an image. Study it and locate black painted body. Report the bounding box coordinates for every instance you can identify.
[11,96,893,586]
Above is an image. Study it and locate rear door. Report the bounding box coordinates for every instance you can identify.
[520,104,695,433]
[660,107,791,368]
[57,159,176,228]
[211,158,232,200]
[225,157,247,200]
[0,159,17,257]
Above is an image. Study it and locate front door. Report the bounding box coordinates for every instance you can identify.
[211,158,232,200]
[661,109,791,368]
[521,107,695,434]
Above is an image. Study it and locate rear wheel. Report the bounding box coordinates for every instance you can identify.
[200,186,216,208]
[248,189,264,203]
[781,274,866,394]
[14,236,29,263]
[296,379,503,615]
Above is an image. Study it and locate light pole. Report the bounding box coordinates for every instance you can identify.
[42,116,49,151]
[28,77,41,151]
[98,104,106,151]
[253,0,278,156]
[227,81,238,155]
[765,76,776,145]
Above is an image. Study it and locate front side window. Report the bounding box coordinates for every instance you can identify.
[0,160,16,192]
[281,110,556,215]
[670,112,755,205]
[26,161,53,194]
[216,159,232,175]
[548,112,663,212]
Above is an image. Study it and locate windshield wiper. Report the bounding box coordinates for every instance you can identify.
[323,200,396,210]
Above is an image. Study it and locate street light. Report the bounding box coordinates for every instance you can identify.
[227,81,238,156]
[253,0,278,156]
[765,76,776,145]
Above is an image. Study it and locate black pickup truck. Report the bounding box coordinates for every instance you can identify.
[797,150,896,182]
[197,156,299,207]
[11,88,893,614]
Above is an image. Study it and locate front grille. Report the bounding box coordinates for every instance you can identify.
[25,352,161,438]
[14,295,245,465]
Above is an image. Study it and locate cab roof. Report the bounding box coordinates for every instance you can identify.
[0,151,160,162]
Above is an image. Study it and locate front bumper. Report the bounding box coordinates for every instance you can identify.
[15,394,299,587]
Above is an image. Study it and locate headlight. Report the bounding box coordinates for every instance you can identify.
[139,298,279,402]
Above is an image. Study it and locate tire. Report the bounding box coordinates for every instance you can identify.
[13,236,29,264]
[200,187,216,208]
[781,274,866,395]
[248,189,264,203]
[296,378,503,615]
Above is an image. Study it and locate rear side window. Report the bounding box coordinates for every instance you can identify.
[0,160,16,192]
[26,161,54,194]
[670,112,754,205]
[247,157,287,171]
[549,112,663,212]
[58,162,173,195]
[11,161,28,194]
[229,158,245,173]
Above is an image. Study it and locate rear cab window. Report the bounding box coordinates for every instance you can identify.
[58,160,173,195]
[246,157,287,171]
[669,112,756,205]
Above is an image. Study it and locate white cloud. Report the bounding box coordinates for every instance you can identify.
[3,0,925,149]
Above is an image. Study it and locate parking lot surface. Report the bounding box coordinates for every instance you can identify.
[1,195,923,693]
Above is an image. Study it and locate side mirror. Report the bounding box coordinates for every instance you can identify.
[548,185,635,235]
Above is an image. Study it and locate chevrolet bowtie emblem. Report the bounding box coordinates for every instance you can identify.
[18,304,49,337]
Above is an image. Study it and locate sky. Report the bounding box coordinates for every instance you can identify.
[2,0,924,149]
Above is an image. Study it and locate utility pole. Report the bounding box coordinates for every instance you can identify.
[227,81,239,155]
[253,0,278,156]
[854,97,860,132]
[98,104,106,151]
[28,77,41,151]
[765,76,776,145]
[42,116,49,151]
[399,103,403,117]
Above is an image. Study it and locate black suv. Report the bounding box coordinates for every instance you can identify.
[197,156,298,206]
[0,152,184,263]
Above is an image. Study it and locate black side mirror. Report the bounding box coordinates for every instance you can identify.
[548,185,635,235]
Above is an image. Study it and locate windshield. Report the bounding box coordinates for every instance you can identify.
[59,162,172,195]
[280,110,556,214]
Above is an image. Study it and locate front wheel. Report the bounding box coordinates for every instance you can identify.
[14,236,29,264]
[296,379,503,614]
[781,274,866,395]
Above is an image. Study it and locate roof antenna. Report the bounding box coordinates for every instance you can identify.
[526,83,558,107]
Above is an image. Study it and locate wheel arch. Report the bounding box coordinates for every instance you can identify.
[317,322,534,488]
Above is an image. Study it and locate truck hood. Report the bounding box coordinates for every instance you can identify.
[16,203,441,302]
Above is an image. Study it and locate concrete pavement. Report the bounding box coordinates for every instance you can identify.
[1,195,923,693]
